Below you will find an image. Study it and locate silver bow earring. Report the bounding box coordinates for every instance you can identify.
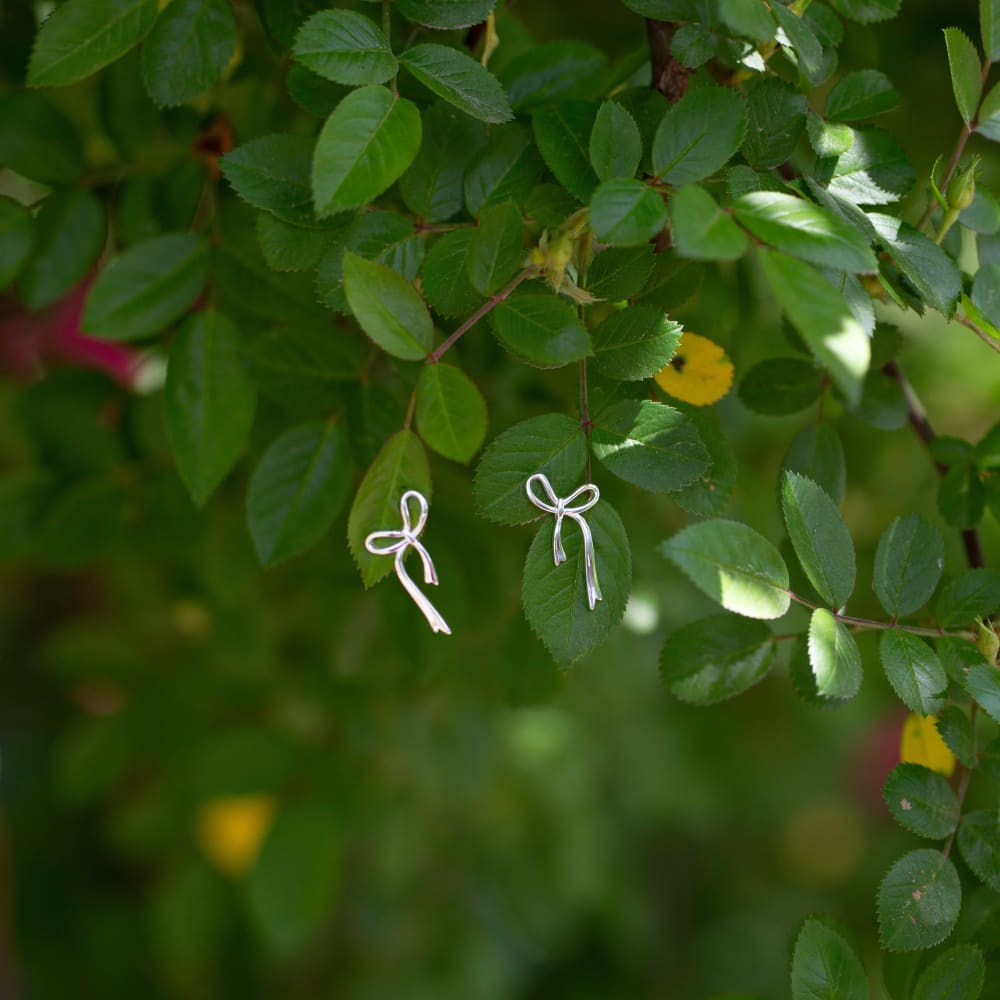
[364,490,452,635]
[525,472,603,611]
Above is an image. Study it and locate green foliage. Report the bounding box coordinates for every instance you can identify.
[8,0,1000,992]
[780,472,856,609]
[659,615,775,705]
[83,233,210,341]
[662,520,790,620]
[882,763,960,839]
[878,849,962,952]
[312,86,421,216]
[292,10,396,86]
[790,916,868,1000]
[165,311,256,507]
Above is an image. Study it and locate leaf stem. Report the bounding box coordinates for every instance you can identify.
[918,58,993,231]
[426,266,536,364]
[403,386,416,430]
[957,315,1000,354]
[580,357,592,481]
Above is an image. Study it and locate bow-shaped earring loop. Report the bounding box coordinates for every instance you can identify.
[525,473,603,611]
[364,490,451,635]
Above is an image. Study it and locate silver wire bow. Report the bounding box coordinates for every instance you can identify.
[525,473,603,611]
[364,490,451,635]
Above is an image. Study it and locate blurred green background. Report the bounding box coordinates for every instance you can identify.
[1,1,999,997]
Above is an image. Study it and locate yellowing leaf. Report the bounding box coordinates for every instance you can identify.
[196,795,277,876]
[900,713,956,777]
[653,332,733,406]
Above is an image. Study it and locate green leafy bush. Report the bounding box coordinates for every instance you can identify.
[4,0,1000,996]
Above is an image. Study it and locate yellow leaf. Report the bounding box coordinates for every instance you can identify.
[196,794,276,876]
[653,332,733,406]
[899,713,956,777]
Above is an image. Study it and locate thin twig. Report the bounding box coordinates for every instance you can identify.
[957,315,1000,355]
[882,360,985,569]
[426,267,535,364]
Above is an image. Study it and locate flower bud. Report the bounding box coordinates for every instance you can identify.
[946,157,978,212]
[976,617,999,666]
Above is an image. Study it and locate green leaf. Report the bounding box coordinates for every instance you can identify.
[20,190,105,311]
[873,514,945,617]
[662,519,791,620]
[719,0,774,41]
[815,126,916,205]
[315,210,421,314]
[771,2,825,84]
[828,0,900,22]
[312,86,422,217]
[808,608,863,700]
[937,569,1000,626]
[759,251,870,407]
[522,501,631,668]
[945,28,983,126]
[347,429,431,586]
[415,363,487,463]
[473,413,587,526]
[883,763,960,839]
[492,291,591,367]
[960,812,1000,894]
[660,615,776,706]
[589,179,667,247]
[807,113,856,158]
[82,233,209,341]
[0,93,85,184]
[652,86,747,185]
[422,229,483,318]
[221,134,315,226]
[400,103,486,223]
[936,707,978,769]
[738,358,823,416]
[141,0,236,106]
[791,916,868,1000]
[669,185,749,262]
[400,43,512,124]
[342,251,433,361]
[939,464,985,530]
[292,10,396,86]
[984,0,1000,62]
[880,630,947,715]
[247,804,340,955]
[589,101,642,183]
[781,471,856,608]
[464,122,544,216]
[591,399,709,493]
[672,404,737,517]
[165,311,256,506]
[244,325,360,409]
[468,200,524,296]
[217,243,326,324]
[879,849,962,952]
[586,245,655,301]
[826,69,900,122]
[976,80,1000,140]
[784,422,846,503]
[966,662,1000,725]
[531,101,600,203]
[869,213,962,318]
[590,305,681,381]
[247,420,353,565]
[256,214,333,273]
[0,197,34,289]
[734,192,876,274]
[395,0,495,29]
[28,0,158,87]
[913,943,985,1000]
[742,77,808,170]
[500,41,606,112]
